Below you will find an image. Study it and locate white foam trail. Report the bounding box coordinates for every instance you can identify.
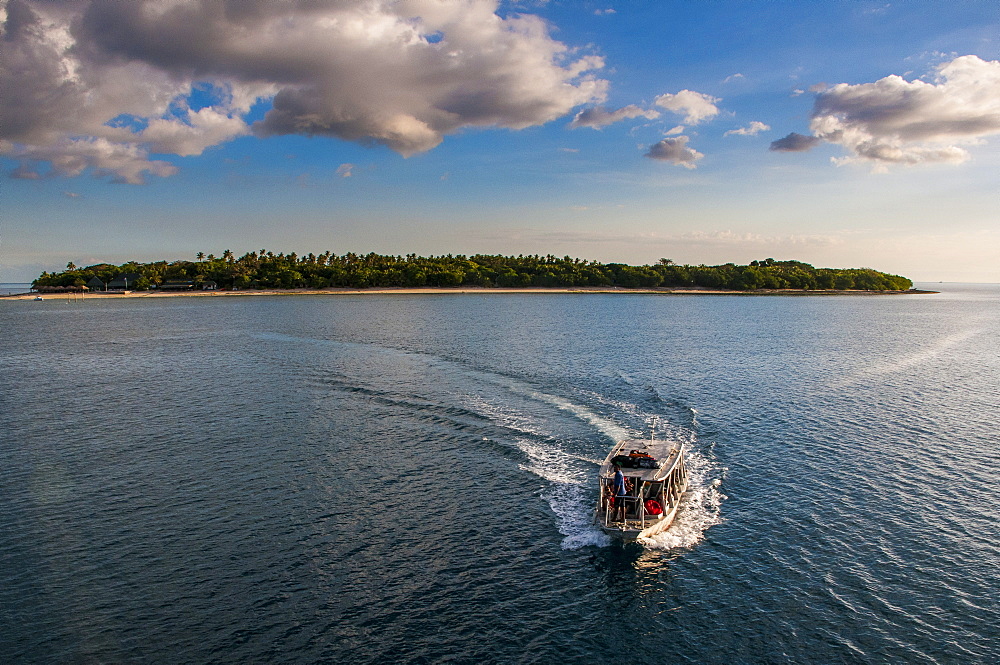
[518,388,631,444]
[473,388,621,549]
[540,475,611,549]
[467,397,592,550]
[553,486,613,549]
[493,389,653,548]
[465,395,554,440]
[516,438,582,485]
[577,390,644,420]
[463,386,724,551]
[577,389,700,444]
[512,436,614,549]
[638,450,726,550]
[535,393,724,551]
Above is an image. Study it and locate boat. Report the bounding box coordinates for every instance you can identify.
[33,295,43,301]
[595,422,688,542]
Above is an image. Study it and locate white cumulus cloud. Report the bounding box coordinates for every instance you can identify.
[135,109,249,158]
[807,55,1000,168]
[654,90,721,124]
[725,121,770,137]
[0,0,607,182]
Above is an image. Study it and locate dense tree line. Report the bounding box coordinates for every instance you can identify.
[34,253,913,292]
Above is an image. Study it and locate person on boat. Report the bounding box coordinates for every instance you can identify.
[612,463,629,522]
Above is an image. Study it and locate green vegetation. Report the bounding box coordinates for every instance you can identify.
[33,253,913,292]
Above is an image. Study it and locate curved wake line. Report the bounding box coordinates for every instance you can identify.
[259,332,725,551]
[515,388,631,444]
[494,392,724,551]
[467,394,615,549]
[520,393,723,551]
[467,389,724,551]
[829,328,980,389]
[552,446,726,551]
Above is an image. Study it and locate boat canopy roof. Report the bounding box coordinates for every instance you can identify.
[601,438,683,482]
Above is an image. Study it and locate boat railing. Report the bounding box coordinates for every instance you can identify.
[599,480,649,529]
[598,450,688,533]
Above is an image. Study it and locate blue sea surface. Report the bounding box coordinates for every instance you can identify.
[0,283,32,296]
[1,284,997,663]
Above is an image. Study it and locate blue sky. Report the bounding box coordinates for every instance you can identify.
[2,0,999,283]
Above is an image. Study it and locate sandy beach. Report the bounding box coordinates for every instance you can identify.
[3,286,934,300]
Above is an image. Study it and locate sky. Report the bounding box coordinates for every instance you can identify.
[2,0,999,283]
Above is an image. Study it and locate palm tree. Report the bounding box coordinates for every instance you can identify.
[196,252,205,262]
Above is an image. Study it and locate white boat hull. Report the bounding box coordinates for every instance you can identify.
[599,486,684,542]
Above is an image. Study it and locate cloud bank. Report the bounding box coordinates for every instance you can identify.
[487,227,841,249]
[775,55,1000,167]
[0,0,607,182]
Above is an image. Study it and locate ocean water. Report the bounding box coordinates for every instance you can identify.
[1,284,997,664]
[0,283,32,296]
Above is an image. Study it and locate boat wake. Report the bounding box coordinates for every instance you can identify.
[637,450,725,550]
[829,327,981,389]
[259,332,725,551]
[468,389,725,551]
[464,395,610,548]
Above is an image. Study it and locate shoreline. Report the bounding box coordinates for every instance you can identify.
[3,286,937,300]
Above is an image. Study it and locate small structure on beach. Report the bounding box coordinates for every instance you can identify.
[108,273,142,290]
[157,280,195,291]
[87,277,106,291]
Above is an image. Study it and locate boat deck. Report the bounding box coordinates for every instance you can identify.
[596,437,688,541]
[599,438,682,482]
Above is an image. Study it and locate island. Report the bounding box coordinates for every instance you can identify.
[25,253,916,296]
